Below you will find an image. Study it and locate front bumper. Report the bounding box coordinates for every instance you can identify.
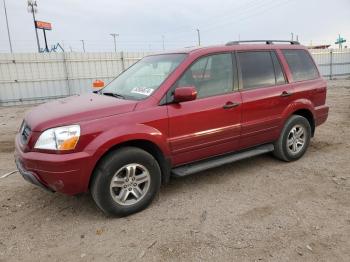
[15,158,54,192]
[15,134,93,195]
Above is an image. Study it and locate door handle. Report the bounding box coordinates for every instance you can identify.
[280,91,293,97]
[223,102,240,109]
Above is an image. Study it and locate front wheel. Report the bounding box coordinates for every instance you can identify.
[91,147,161,216]
[273,115,311,162]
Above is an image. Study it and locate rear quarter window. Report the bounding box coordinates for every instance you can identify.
[282,49,319,82]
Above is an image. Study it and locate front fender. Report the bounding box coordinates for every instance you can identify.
[80,123,170,191]
[90,123,170,157]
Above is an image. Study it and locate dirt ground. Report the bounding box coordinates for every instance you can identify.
[0,80,349,262]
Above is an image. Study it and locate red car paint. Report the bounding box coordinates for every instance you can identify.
[15,44,329,195]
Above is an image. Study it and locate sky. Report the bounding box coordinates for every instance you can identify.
[0,0,349,53]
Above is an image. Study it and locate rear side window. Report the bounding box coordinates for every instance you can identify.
[238,51,276,89]
[282,49,319,81]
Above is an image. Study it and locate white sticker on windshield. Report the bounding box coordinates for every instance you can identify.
[131,87,154,96]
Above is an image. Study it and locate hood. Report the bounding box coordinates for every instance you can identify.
[25,93,137,131]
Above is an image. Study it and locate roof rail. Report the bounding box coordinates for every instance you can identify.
[226,40,300,46]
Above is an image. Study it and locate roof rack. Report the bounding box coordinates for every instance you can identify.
[226,40,300,46]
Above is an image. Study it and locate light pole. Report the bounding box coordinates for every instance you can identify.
[110,33,119,52]
[27,0,40,52]
[162,35,165,51]
[3,0,13,53]
[80,40,85,52]
[196,28,201,46]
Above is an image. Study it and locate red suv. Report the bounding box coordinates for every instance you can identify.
[15,40,329,216]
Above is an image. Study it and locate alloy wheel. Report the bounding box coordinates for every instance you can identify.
[109,163,151,206]
[286,124,306,155]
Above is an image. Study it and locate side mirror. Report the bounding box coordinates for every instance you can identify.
[173,86,197,103]
[92,80,104,90]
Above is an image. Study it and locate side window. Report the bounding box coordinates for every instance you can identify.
[271,52,286,85]
[238,51,276,89]
[176,53,234,99]
[282,49,319,81]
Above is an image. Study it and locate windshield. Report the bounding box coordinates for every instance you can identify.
[102,54,187,100]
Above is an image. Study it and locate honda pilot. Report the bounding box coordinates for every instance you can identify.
[15,40,329,216]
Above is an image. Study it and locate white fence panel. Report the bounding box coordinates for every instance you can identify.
[0,49,349,106]
[309,49,350,79]
[0,52,151,106]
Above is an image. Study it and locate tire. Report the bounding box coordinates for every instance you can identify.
[273,115,311,162]
[91,147,161,217]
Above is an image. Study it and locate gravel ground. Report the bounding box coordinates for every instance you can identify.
[0,80,349,262]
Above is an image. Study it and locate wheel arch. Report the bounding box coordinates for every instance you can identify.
[88,139,171,191]
[281,100,316,137]
[292,108,315,137]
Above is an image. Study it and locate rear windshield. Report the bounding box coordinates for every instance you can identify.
[103,54,187,100]
[282,49,319,82]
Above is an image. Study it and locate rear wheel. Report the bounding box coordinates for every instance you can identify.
[91,147,161,216]
[273,115,311,162]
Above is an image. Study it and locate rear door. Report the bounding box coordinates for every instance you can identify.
[167,53,242,166]
[237,50,293,149]
[282,49,326,107]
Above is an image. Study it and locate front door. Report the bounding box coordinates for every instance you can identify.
[166,53,242,166]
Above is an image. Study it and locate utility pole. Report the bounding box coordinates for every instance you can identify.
[162,35,165,51]
[296,35,299,42]
[291,32,294,41]
[27,0,40,52]
[80,40,85,52]
[196,28,201,46]
[110,33,119,52]
[43,28,48,52]
[3,0,13,53]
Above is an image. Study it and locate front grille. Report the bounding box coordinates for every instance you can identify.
[20,121,31,145]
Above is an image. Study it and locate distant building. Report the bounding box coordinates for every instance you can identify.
[307,45,331,49]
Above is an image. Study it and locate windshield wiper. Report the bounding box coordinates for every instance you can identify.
[102,92,126,99]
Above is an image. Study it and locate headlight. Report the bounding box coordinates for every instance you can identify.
[34,125,80,151]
